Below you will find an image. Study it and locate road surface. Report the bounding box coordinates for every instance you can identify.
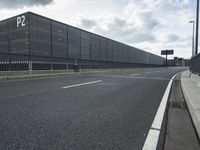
[0,67,186,150]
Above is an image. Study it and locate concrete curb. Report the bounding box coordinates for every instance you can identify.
[143,72,180,150]
[0,72,79,81]
[181,70,200,140]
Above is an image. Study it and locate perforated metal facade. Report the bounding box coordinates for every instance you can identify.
[0,12,165,66]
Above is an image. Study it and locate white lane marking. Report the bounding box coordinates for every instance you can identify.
[142,129,160,150]
[142,73,180,150]
[62,80,102,89]
[145,72,151,74]
[151,77,173,129]
[130,73,139,76]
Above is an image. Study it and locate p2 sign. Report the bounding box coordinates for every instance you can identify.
[17,15,26,28]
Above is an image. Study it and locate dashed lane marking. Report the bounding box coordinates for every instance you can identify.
[62,80,102,89]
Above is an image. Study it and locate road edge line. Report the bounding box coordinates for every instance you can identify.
[142,72,180,150]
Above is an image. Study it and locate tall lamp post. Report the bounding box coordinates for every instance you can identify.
[195,0,199,55]
[189,21,195,56]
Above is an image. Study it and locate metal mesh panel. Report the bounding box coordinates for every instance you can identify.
[29,14,51,56]
[68,27,80,59]
[91,34,99,61]
[52,21,67,58]
[107,40,114,62]
[81,31,90,60]
[113,42,119,62]
[99,37,107,61]
[7,13,29,55]
[0,21,8,53]
[0,21,8,52]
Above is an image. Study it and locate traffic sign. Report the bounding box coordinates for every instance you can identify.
[161,50,174,55]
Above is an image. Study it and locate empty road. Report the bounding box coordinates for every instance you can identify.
[0,67,186,150]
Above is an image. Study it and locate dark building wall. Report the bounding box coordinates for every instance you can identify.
[90,34,99,61]
[29,13,51,56]
[0,12,165,65]
[68,26,80,59]
[0,13,29,54]
[9,13,29,55]
[0,20,8,53]
[113,42,119,62]
[81,31,90,60]
[106,39,113,62]
[52,21,67,58]
[99,37,107,61]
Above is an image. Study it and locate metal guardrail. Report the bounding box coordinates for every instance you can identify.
[0,52,77,71]
[0,52,29,71]
[190,53,200,74]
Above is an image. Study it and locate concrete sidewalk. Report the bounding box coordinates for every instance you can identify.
[164,74,200,150]
[181,70,200,139]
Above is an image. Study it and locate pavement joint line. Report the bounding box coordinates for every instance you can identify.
[142,72,181,150]
[151,127,160,131]
[130,73,139,76]
[91,75,170,81]
[62,80,102,89]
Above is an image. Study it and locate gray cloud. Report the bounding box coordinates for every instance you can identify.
[98,17,157,44]
[0,0,53,8]
[167,34,180,42]
[79,18,96,29]
[139,11,160,31]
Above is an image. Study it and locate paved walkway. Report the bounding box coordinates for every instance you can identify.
[181,70,200,139]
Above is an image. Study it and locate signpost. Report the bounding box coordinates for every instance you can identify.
[161,49,174,66]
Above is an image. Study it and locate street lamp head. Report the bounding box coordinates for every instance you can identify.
[189,21,194,23]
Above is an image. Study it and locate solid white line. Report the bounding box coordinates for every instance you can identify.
[142,73,179,150]
[62,80,102,89]
[142,129,160,150]
[151,77,173,129]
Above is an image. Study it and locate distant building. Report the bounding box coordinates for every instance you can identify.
[167,57,189,66]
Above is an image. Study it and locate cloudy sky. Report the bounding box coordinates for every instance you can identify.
[0,0,196,59]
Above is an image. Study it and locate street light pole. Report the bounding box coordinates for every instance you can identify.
[189,21,195,56]
[195,0,199,55]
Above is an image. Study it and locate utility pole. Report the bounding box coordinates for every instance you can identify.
[189,21,195,56]
[195,0,199,55]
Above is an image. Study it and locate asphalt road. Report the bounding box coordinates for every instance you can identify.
[0,67,187,150]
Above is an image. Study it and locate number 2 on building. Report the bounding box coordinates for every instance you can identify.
[17,15,26,28]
